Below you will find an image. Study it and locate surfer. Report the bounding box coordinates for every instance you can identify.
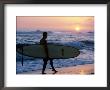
[40,32,58,74]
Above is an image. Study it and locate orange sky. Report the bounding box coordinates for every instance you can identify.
[16,16,94,32]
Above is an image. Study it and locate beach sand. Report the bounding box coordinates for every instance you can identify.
[18,64,94,75]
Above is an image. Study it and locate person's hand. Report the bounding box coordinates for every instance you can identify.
[46,55,49,59]
[46,55,50,59]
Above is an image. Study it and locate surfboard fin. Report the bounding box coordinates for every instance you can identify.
[21,45,23,66]
[61,48,64,56]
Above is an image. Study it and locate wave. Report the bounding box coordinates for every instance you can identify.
[80,40,94,45]
[16,39,94,51]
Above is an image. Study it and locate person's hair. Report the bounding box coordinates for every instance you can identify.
[43,32,47,36]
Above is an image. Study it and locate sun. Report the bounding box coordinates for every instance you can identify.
[75,26,80,32]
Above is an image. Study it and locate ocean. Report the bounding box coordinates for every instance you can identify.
[16,30,94,74]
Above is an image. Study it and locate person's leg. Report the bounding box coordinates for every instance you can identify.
[50,59,57,72]
[42,58,48,74]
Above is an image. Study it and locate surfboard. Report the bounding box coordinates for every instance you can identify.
[16,44,80,59]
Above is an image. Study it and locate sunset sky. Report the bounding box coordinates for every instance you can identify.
[16,16,94,32]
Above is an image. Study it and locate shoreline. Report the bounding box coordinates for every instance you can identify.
[18,64,94,75]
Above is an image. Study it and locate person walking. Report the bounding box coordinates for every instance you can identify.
[40,32,57,74]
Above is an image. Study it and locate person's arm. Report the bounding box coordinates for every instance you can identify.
[44,40,49,58]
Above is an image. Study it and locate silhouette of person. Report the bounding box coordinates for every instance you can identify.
[40,32,57,74]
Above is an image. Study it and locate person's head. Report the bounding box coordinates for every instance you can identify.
[42,32,47,39]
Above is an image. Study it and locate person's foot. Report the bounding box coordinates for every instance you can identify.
[52,70,58,74]
[42,72,46,74]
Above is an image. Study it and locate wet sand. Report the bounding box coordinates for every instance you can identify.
[18,64,94,75]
